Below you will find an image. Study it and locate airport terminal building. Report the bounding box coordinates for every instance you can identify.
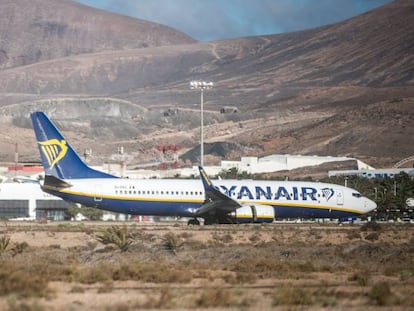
[0,182,72,220]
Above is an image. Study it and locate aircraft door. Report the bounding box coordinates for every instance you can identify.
[94,184,103,202]
[336,190,344,205]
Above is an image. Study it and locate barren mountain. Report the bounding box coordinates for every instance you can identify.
[0,0,413,170]
[0,0,195,69]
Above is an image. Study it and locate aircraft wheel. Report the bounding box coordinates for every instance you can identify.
[187,218,200,226]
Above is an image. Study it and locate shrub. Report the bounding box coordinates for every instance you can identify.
[360,222,382,232]
[365,232,380,241]
[98,282,114,294]
[212,232,234,244]
[196,288,232,307]
[143,287,174,308]
[96,225,134,252]
[346,230,361,240]
[273,287,314,306]
[76,263,114,284]
[70,285,85,293]
[348,272,370,286]
[368,281,393,306]
[0,263,49,297]
[224,272,257,284]
[0,235,10,253]
[160,232,184,255]
[11,241,29,257]
[7,299,45,311]
[231,258,284,273]
[248,233,260,243]
[144,265,191,283]
[400,270,412,281]
[112,262,191,283]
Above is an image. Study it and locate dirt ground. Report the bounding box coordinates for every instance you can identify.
[0,221,413,310]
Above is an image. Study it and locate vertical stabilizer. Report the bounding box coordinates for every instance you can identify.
[31,112,116,179]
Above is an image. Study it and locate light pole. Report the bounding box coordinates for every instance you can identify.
[190,81,213,167]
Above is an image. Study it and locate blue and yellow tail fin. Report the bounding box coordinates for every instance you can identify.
[31,112,116,179]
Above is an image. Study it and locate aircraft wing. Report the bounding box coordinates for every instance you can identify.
[196,166,241,216]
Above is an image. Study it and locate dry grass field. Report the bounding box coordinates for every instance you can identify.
[0,221,413,310]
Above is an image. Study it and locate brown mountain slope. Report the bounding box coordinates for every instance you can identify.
[247,97,414,167]
[223,0,414,88]
[1,1,412,97]
[0,0,195,69]
[0,0,413,168]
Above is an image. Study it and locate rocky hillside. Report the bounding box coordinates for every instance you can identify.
[0,0,413,169]
[0,0,195,69]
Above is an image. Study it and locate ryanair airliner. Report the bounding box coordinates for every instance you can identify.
[31,112,376,224]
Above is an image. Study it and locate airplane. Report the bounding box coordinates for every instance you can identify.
[31,111,377,225]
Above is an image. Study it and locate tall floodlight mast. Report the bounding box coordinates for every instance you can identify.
[190,81,213,167]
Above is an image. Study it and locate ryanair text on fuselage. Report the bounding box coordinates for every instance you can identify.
[218,185,334,202]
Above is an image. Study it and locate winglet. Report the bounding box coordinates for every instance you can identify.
[197,165,241,216]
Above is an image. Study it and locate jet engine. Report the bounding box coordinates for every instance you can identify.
[230,204,275,223]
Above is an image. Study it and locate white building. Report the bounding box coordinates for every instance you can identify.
[221,154,373,174]
[122,154,374,178]
[329,168,414,179]
[0,182,73,220]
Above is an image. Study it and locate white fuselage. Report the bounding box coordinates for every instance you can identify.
[43,177,376,219]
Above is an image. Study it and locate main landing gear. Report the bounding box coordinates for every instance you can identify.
[187,216,236,225]
[187,218,200,226]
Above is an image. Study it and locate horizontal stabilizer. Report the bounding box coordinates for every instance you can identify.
[42,175,72,191]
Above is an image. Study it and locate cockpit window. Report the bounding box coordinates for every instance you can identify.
[352,192,361,198]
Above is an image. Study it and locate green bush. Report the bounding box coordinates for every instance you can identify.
[160,232,184,255]
[0,235,10,253]
[96,225,134,252]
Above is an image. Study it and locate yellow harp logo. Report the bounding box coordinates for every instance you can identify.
[38,139,68,169]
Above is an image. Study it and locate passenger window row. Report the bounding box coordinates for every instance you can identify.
[114,189,203,196]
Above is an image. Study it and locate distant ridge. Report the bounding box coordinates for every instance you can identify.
[0,0,195,69]
[0,0,412,168]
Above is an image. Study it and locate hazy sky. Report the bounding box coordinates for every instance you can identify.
[75,0,392,41]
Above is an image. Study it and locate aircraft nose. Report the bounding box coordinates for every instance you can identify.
[365,198,377,213]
